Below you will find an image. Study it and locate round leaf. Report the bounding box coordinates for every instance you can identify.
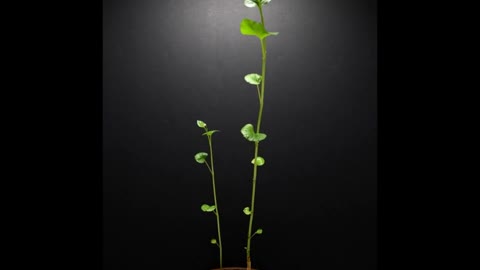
[243,207,251,215]
[256,228,263,234]
[251,156,265,166]
[241,124,256,141]
[244,73,262,85]
[210,238,217,244]
[197,120,206,128]
[195,152,208,164]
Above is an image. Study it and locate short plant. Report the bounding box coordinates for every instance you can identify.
[240,1,278,269]
[195,120,223,269]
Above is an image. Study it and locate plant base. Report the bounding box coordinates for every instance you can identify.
[211,268,256,270]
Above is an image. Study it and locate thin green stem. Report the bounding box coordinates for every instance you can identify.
[256,84,261,101]
[207,135,223,269]
[259,5,265,25]
[204,161,212,174]
[246,5,267,267]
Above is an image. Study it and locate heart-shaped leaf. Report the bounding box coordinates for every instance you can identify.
[201,204,216,212]
[195,152,208,163]
[241,124,267,142]
[197,120,206,128]
[240,18,279,40]
[251,156,265,166]
[244,73,262,85]
[243,207,251,215]
[202,130,220,136]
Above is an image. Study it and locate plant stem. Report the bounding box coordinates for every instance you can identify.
[205,162,212,174]
[246,4,267,268]
[207,135,223,269]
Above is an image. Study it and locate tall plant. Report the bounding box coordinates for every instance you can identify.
[239,1,278,269]
[195,120,223,269]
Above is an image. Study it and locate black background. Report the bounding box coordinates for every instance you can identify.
[103,0,376,269]
[6,0,470,269]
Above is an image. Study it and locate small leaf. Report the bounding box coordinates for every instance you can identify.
[256,228,263,234]
[195,152,208,164]
[244,73,262,85]
[243,207,251,215]
[240,18,278,40]
[244,0,257,8]
[241,124,256,141]
[197,120,206,128]
[210,238,217,244]
[202,130,220,136]
[255,133,267,142]
[201,204,216,212]
[251,156,265,166]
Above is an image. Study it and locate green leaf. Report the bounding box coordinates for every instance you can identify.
[240,124,267,142]
[251,156,265,166]
[202,130,220,136]
[240,18,278,40]
[210,238,217,244]
[243,207,251,215]
[241,124,255,141]
[201,204,216,212]
[244,73,262,85]
[256,228,263,234]
[197,120,206,128]
[255,133,267,141]
[195,152,208,164]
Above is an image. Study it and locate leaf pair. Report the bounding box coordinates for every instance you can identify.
[241,124,267,142]
[197,120,220,136]
[201,204,216,212]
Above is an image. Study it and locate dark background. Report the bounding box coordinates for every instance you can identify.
[103,0,377,269]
